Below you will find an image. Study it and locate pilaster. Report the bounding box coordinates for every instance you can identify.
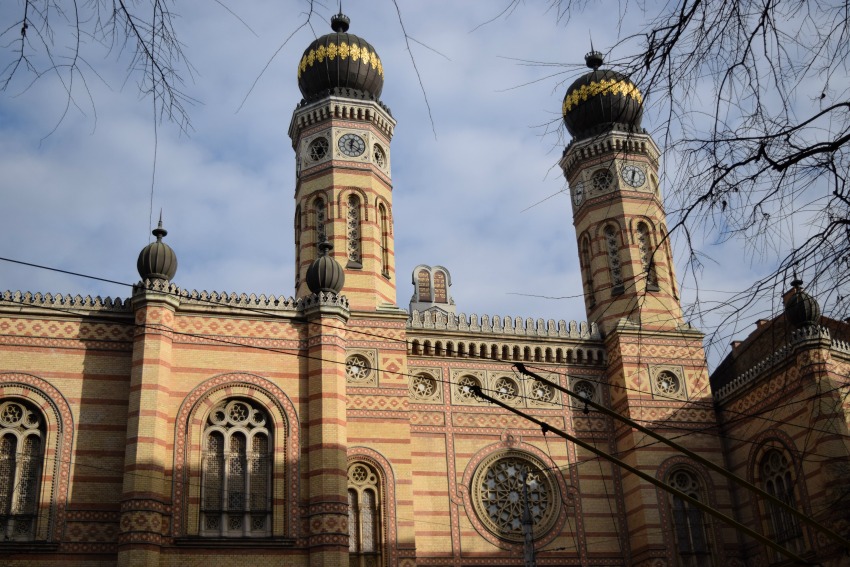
[118,285,180,567]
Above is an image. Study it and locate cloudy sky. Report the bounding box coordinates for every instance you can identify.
[0,1,788,368]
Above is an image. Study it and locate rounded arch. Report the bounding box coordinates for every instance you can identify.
[593,218,624,240]
[0,373,73,542]
[172,373,300,539]
[374,196,393,235]
[339,187,370,220]
[348,447,399,567]
[656,456,726,567]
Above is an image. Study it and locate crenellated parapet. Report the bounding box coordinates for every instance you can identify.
[713,343,791,402]
[408,310,600,339]
[289,93,395,141]
[0,290,131,312]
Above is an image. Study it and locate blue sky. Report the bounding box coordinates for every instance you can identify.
[0,1,790,369]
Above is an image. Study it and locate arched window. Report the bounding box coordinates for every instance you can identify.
[667,469,712,566]
[0,400,44,540]
[581,235,595,306]
[761,449,803,555]
[636,222,659,290]
[201,400,271,537]
[604,225,624,293]
[660,227,678,299]
[348,462,382,567]
[347,194,362,267]
[379,204,390,277]
[294,206,302,287]
[314,197,327,244]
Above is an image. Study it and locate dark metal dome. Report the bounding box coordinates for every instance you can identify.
[784,278,821,329]
[297,13,384,101]
[562,51,643,140]
[137,219,178,281]
[306,242,345,294]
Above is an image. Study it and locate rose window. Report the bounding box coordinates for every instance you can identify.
[591,169,614,191]
[493,377,518,402]
[346,354,372,383]
[471,452,559,542]
[411,373,437,401]
[530,380,555,403]
[308,137,329,161]
[655,371,681,395]
[573,380,595,403]
[457,375,481,402]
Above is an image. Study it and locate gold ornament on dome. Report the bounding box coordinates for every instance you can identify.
[297,41,384,80]
[562,78,643,115]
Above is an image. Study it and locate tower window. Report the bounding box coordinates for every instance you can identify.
[347,195,362,267]
[314,197,327,244]
[604,225,624,293]
[373,144,386,168]
[591,169,614,191]
[636,222,659,290]
[379,204,389,278]
[581,235,595,307]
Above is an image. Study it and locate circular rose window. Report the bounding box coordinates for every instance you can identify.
[471,451,560,542]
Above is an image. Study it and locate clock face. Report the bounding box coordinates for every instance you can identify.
[338,133,366,157]
[621,164,646,187]
[572,182,585,206]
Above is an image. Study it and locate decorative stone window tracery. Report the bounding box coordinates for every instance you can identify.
[471,451,559,542]
[347,194,362,267]
[348,462,382,567]
[493,376,519,403]
[0,400,43,541]
[308,137,329,161]
[200,399,271,537]
[529,379,555,404]
[604,225,624,293]
[379,204,390,278]
[591,168,614,191]
[650,366,687,400]
[456,375,481,403]
[761,449,804,555]
[346,354,373,384]
[636,222,659,290]
[314,197,327,244]
[581,236,595,306]
[373,144,386,168]
[667,469,712,566]
[410,372,439,402]
[571,379,596,410]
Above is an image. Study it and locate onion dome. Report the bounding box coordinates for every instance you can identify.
[297,12,384,101]
[306,242,345,294]
[784,278,821,329]
[562,51,643,140]
[137,218,178,281]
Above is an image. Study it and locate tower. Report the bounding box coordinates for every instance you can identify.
[288,13,398,312]
[560,51,681,334]
[560,53,735,566]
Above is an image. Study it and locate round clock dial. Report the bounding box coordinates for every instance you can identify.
[338,133,366,157]
[572,182,585,206]
[621,164,646,187]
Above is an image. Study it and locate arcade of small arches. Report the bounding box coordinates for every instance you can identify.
[408,339,605,365]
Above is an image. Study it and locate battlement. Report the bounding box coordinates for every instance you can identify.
[0,290,131,312]
[408,310,600,339]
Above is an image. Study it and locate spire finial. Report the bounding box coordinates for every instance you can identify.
[331,11,350,33]
[152,212,167,242]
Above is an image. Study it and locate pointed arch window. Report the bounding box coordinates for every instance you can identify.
[314,197,327,244]
[347,194,362,267]
[581,235,595,306]
[379,204,390,277]
[667,469,712,567]
[348,462,382,567]
[0,400,44,541]
[200,400,271,537]
[636,222,659,290]
[760,449,803,556]
[604,225,624,294]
